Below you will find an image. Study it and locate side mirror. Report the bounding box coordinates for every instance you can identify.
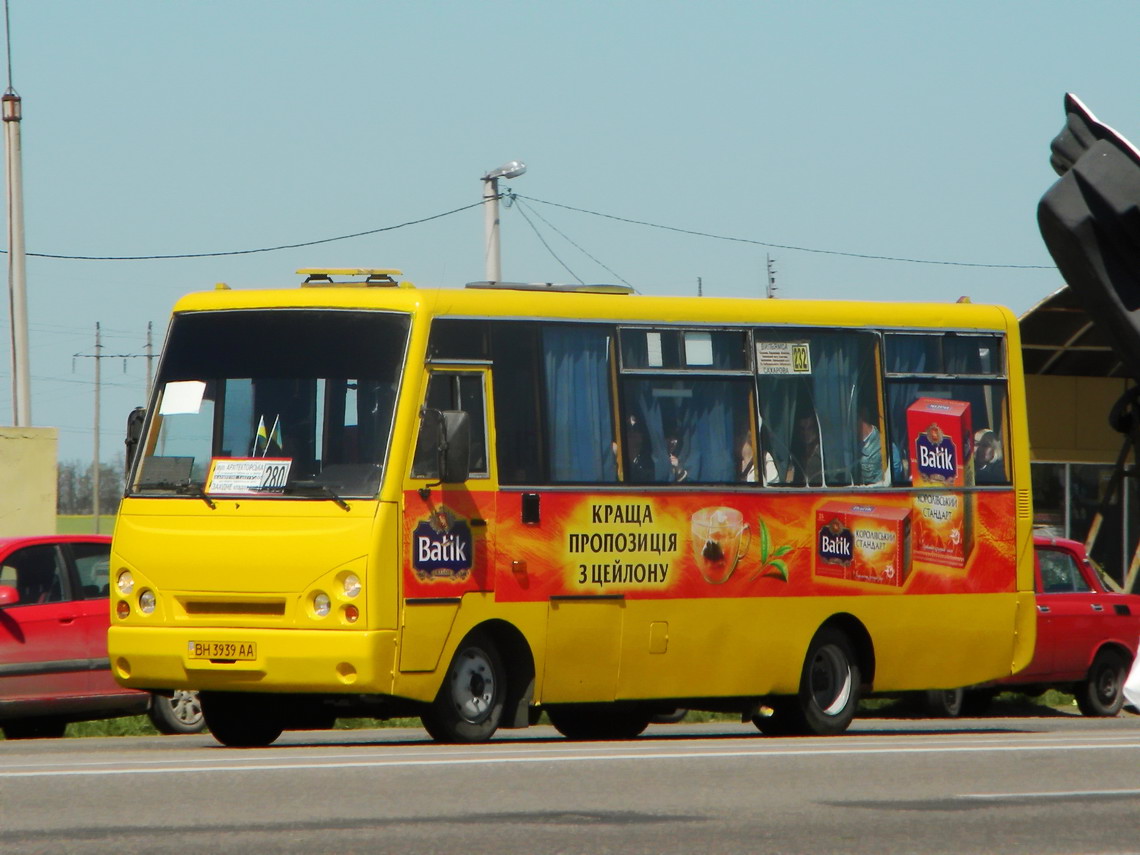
[0,585,20,607]
[125,406,146,469]
[417,408,471,485]
[437,410,471,484]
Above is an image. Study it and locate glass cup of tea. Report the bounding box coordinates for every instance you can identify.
[691,506,750,583]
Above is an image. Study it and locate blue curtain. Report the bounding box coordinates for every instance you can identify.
[627,378,745,483]
[544,327,617,482]
[808,335,860,487]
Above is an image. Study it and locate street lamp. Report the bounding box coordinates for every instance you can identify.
[482,160,526,283]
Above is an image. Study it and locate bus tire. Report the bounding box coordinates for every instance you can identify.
[546,704,651,740]
[1076,650,1128,716]
[421,630,505,743]
[200,691,284,748]
[148,690,205,734]
[774,627,860,736]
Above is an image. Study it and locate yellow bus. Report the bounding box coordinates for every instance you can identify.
[108,269,1036,746]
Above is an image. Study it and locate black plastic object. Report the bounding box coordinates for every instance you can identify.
[1038,94,1140,382]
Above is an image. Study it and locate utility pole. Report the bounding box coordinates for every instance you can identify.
[145,321,153,397]
[766,255,778,298]
[3,85,29,425]
[697,276,703,297]
[481,160,526,283]
[74,324,153,532]
[92,323,101,531]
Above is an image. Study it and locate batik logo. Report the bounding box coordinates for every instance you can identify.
[411,507,473,582]
[817,518,854,566]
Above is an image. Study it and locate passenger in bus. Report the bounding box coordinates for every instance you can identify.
[739,433,758,482]
[667,435,689,482]
[974,429,1004,483]
[624,414,655,482]
[858,407,885,485]
[787,414,822,486]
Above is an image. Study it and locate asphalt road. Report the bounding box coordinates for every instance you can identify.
[2,712,1139,855]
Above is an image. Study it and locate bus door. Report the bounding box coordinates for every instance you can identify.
[401,368,497,673]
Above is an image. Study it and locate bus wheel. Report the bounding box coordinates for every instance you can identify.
[755,628,861,737]
[200,691,284,748]
[1077,650,1128,716]
[421,631,505,743]
[798,628,860,735]
[546,704,651,740]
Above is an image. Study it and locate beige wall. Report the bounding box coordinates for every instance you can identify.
[0,427,58,535]
[1026,375,1131,463]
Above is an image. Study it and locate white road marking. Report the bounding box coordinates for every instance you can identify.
[2,735,1140,778]
[962,788,1140,800]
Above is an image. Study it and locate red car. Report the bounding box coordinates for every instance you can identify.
[929,534,1140,717]
[0,534,203,739]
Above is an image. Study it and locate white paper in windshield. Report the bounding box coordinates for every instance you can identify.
[159,380,207,415]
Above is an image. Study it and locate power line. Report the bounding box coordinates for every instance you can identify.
[514,194,1054,271]
[512,197,583,284]
[0,192,1055,270]
[512,194,632,287]
[1,200,487,261]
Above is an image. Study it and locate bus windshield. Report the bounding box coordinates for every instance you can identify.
[129,309,410,499]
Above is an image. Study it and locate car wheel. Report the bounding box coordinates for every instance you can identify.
[2,719,67,740]
[148,690,205,734]
[547,704,652,740]
[924,688,964,717]
[200,691,284,747]
[421,630,506,743]
[1077,650,1129,716]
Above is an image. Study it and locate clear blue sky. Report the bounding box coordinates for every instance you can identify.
[3,0,1140,464]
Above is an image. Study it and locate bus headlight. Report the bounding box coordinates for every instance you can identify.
[313,592,331,617]
[138,589,156,614]
[342,574,361,599]
[117,570,134,595]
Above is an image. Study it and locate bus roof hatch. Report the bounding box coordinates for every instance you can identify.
[465,281,634,295]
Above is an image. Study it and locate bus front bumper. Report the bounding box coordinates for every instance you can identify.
[108,626,400,695]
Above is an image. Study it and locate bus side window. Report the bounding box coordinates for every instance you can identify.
[755,331,884,488]
[411,372,489,478]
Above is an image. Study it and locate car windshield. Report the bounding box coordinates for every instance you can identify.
[128,309,410,499]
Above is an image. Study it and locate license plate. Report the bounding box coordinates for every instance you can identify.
[188,641,257,661]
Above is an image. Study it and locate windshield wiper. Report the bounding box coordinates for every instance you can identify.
[135,480,216,509]
[286,481,351,511]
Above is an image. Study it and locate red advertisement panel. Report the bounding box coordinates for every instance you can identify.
[402,489,1017,602]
